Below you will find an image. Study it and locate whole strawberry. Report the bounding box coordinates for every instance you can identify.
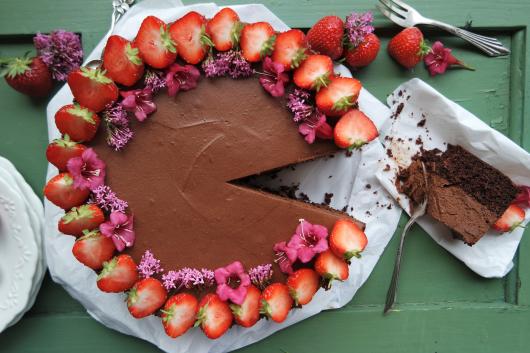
[306,16,344,60]
[345,33,381,69]
[388,27,430,69]
[1,56,53,97]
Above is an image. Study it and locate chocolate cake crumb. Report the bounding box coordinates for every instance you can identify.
[345,150,353,157]
[341,205,348,212]
[386,149,394,158]
[323,193,334,206]
[395,102,405,116]
[415,136,423,145]
[383,164,391,172]
[365,184,371,189]
[417,118,426,127]
[298,192,310,202]
[328,175,333,179]
[279,184,300,199]
[365,210,372,216]
[387,204,393,210]
[398,90,403,97]
[373,191,378,195]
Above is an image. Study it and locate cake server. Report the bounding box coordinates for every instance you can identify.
[377,0,510,57]
[85,0,135,69]
[384,162,428,314]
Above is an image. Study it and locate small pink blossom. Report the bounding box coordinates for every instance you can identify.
[165,63,200,97]
[273,241,298,274]
[248,264,273,289]
[258,57,290,97]
[298,110,333,144]
[514,186,530,208]
[345,12,374,48]
[120,88,156,122]
[137,250,163,278]
[161,268,215,292]
[214,261,251,305]
[99,211,135,252]
[66,148,106,191]
[424,41,474,76]
[91,185,128,213]
[287,219,329,263]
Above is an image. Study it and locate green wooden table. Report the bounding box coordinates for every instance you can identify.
[0,0,529,352]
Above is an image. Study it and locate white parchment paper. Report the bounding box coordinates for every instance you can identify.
[376,78,530,278]
[43,2,402,352]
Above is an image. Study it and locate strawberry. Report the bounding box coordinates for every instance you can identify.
[306,16,344,60]
[134,16,177,69]
[46,135,87,171]
[286,268,320,306]
[293,54,333,91]
[67,67,118,112]
[333,109,379,150]
[240,22,276,63]
[345,33,381,69]
[206,7,242,52]
[44,173,90,210]
[54,104,100,142]
[102,35,145,87]
[388,27,430,69]
[169,11,211,65]
[259,283,293,323]
[97,254,139,293]
[1,55,53,97]
[493,204,526,233]
[72,229,116,270]
[127,277,167,319]
[271,29,308,71]
[329,218,368,261]
[315,250,349,288]
[58,204,105,237]
[229,285,261,328]
[315,76,362,117]
[161,293,199,338]
[195,293,233,339]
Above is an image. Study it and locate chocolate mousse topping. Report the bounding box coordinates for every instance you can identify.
[397,145,517,245]
[91,77,363,281]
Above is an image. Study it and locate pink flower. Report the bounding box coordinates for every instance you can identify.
[99,211,135,252]
[514,186,530,208]
[298,110,333,144]
[258,57,290,97]
[66,148,106,191]
[287,219,328,263]
[137,250,163,278]
[214,261,251,305]
[120,88,156,122]
[273,241,298,274]
[345,12,374,48]
[424,41,474,76]
[34,30,83,81]
[165,63,201,97]
[248,264,273,290]
[91,185,128,213]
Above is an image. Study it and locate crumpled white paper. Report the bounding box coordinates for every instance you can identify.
[376,78,530,278]
[43,2,402,352]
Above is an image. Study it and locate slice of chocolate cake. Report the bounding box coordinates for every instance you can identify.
[397,145,518,245]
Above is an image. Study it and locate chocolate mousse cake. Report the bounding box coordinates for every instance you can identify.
[92,77,362,281]
[397,145,518,245]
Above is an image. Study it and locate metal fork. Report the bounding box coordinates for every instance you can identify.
[377,0,510,57]
[86,0,135,69]
[384,162,428,314]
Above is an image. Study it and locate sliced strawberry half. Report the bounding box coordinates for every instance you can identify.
[44,173,90,210]
[229,285,261,328]
[46,135,87,171]
[259,283,293,323]
[286,268,320,306]
[206,7,242,52]
[54,104,100,142]
[293,54,333,91]
[72,229,116,270]
[161,293,199,338]
[58,204,105,237]
[329,218,368,261]
[315,249,349,289]
[493,204,526,233]
[67,67,118,113]
[271,29,308,71]
[127,277,168,319]
[102,34,145,87]
[97,254,139,293]
[240,22,275,63]
[134,16,177,69]
[195,293,233,339]
[315,76,362,117]
[169,11,211,65]
[334,109,379,150]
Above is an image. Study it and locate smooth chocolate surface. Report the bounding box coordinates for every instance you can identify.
[92,77,361,281]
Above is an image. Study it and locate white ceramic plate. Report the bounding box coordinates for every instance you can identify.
[0,175,39,333]
[0,157,45,327]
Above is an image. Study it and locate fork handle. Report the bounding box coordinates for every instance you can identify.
[427,20,510,56]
